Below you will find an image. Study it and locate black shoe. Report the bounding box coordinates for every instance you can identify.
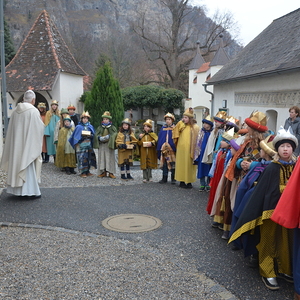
[159,176,167,184]
[18,195,41,199]
[127,174,134,180]
[261,277,280,290]
[186,183,193,189]
[121,174,127,180]
[70,168,77,174]
[277,273,294,283]
[212,222,220,228]
[179,182,186,188]
[247,254,259,268]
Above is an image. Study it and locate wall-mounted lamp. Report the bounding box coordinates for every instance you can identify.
[222,99,227,109]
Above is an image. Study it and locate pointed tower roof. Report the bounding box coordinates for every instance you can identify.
[5,10,87,92]
[188,41,206,70]
[209,35,230,67]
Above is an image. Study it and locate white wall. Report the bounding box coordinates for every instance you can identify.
[58,72,84,111]
[212,72,300,132]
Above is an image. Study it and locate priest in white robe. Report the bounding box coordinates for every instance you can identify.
[1,90,45,198]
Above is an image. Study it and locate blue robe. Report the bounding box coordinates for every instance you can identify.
[156,125,176,159]
[44,114,60,155]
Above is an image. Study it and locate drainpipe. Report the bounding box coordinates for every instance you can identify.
[203,83,214,115]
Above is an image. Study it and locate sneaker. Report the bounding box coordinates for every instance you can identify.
[261,277,280,290]
[205,186,211,192]
[199,186,205,192]
[218,224,224,230]
[221,231,230,240]
[277,273,294,283]
[142,179,147,183]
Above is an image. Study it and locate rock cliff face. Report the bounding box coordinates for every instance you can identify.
[4,0,155,49]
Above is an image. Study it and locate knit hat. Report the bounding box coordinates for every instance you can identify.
[230,135,246,151]
[37,102,46,109]
[102,111,112,120]
[63,115,72,122]
[222,127,235,142]
[81,111,91,119]
[260,134,276,158]
[60,108,69,115]
[122,118,131,125]
[214,111,227,123]
[67,104,76,110]
[202,115,214,127]
[183,107,194,118]
[244,111,268,132]
[51,100,59,106]
[164,112,175,121]
[273,126,298,151]
[143,119,153,128]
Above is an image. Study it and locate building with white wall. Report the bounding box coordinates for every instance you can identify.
[206,8,300,133]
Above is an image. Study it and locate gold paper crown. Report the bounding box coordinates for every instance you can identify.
[259,134,276,158]
[202,115,214,125]
[51,100,59,106]
[143,119,153,128]
[37,102,46,108]
[214,111,227,121]
[102,111,112,120]
[245,111,268,132]
[183,107,194,118]
[222,127,235,142]
[164,112,175,121]
[63,114,72,121]
[122,118,131,125]
[81,111,91,119]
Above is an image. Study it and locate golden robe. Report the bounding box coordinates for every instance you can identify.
[137,132,158,170]
[116,131,138,166]
[173,121,199,183]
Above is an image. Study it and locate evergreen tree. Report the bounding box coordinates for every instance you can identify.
[1,19,16,67]
[84,62,124,128]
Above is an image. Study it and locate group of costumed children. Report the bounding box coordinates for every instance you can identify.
[44,104,300,296]
[197,109,300,297]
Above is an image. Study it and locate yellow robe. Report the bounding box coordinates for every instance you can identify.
[137,132,158,170]
[173,122,199,183]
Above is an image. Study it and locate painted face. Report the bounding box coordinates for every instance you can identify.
[81,116,89,124]
[278,143,293,161]
[165,117,173,126]
[182,116,190,124]
[122,123,129,130]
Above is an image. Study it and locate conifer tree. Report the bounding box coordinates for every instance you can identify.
[85,62,124,128]
[1,19,16,67]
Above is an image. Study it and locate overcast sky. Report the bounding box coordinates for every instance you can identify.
[192,0,300,46]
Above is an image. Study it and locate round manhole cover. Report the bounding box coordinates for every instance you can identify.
[102,214,162,233]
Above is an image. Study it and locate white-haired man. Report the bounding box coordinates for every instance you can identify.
[1,90,45,198]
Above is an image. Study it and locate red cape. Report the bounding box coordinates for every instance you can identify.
[271,159,300,228]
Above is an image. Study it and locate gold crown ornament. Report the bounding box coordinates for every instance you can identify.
[214,111,227,123]
[244,111,268,132]
[51,100,59,106]
[102,111,112,120]
[222,127,235,142]
[143,119,153,128]
[260,134,276,158]
[183,107,194,118]
[80,111,91,119]
[37,102,46,109]
[164,112,175,121]
[122,118,131,125]
[67,104,76,110]
[202,115,214,126]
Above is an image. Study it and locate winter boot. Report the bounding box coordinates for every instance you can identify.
[159,175,167,184]
[121,174,127,180]
[127,173,134,180]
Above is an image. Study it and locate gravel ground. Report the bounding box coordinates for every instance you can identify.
[0,157,238,300]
